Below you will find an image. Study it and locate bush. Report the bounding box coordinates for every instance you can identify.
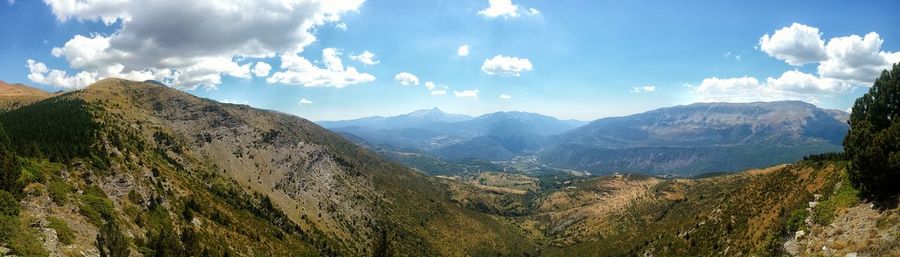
[79,189,115,225]
[813,179,860,226]
[0,190,18,216]
[48,216,76,245]
[97,219,131,257]
[844,62,900,204]
[48,179,72,205]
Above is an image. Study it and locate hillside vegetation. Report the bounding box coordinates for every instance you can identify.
[0,79,534,256]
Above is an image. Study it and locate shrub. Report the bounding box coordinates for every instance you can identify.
[79,190,115,225]
[0,190,18,216]
[97,219,131,257]
[813,179,860,226]
[48,216,76,245]
[48,179,72,205]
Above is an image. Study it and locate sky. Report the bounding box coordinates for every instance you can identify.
[1,0,899,121]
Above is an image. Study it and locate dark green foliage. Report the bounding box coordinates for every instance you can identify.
[0,98,99,162]
[844,62,900,203]
[802,152,847,162]
[0,190,18,216]
[48,216,76,245]
[147,222,184,257]
[97,219,131,257]
[0,124,22,194]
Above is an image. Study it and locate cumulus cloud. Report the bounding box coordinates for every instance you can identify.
[30,0,367,90]
[477,0,539,18]
[252,62,272,77]
[394,72,419,86]
[499,94,511,99]
[693,71,843,103]
[697,23,900,104]
[349,50,379,65]
[26,59,98,90]
[424,81,437,90]
[424,81,448,95]
[454,89,479,100]
[759,23,827,66]
[298,98,314,106]
[819,32,900,83]
[481,55,533,76]
[457,44,470,57]
[631,86,656,93]
[268,48,375,88]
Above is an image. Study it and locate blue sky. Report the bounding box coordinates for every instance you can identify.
[2,0,899,121]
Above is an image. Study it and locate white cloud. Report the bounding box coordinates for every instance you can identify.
[394,72,419,86]
[349,50,379,65]
[423,81,448,96]
[457,44,470,57]
[481,55,533,76]
[631,86,656,93]
[335,22,348,31]
[298,98,314,106]
[7,0,13,6]
[499,94,511,99]
[692,71,845,103]
[454,89,479,100]
[759,23,827,66]
[478,0,518,18]
[26,59,98,90]
[819,32,900,84]
[477,0,539,19]
[268,48,375,88]
[252,62,272,77]
[696,23,900,104]
[766,70,844,94]
[31,0,366,90]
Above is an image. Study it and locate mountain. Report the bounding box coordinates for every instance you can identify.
[0,81,51,112]
[0,79,533,256]
[317,107,472,130]
[541,101,848,175]
[321,109,586,163]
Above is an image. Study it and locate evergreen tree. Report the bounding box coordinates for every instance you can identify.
[844,62,900,204]
[97,219,131,257]
[0,124,21,194]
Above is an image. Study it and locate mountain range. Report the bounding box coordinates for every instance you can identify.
[319,108,587,161]
[324,101,849,176]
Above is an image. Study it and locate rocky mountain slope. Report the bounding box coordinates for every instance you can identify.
[0,79,534,256]
[541,101,849,175]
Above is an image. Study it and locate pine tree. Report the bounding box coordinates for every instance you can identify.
[844,62,900,204]
[96,219,131,257]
